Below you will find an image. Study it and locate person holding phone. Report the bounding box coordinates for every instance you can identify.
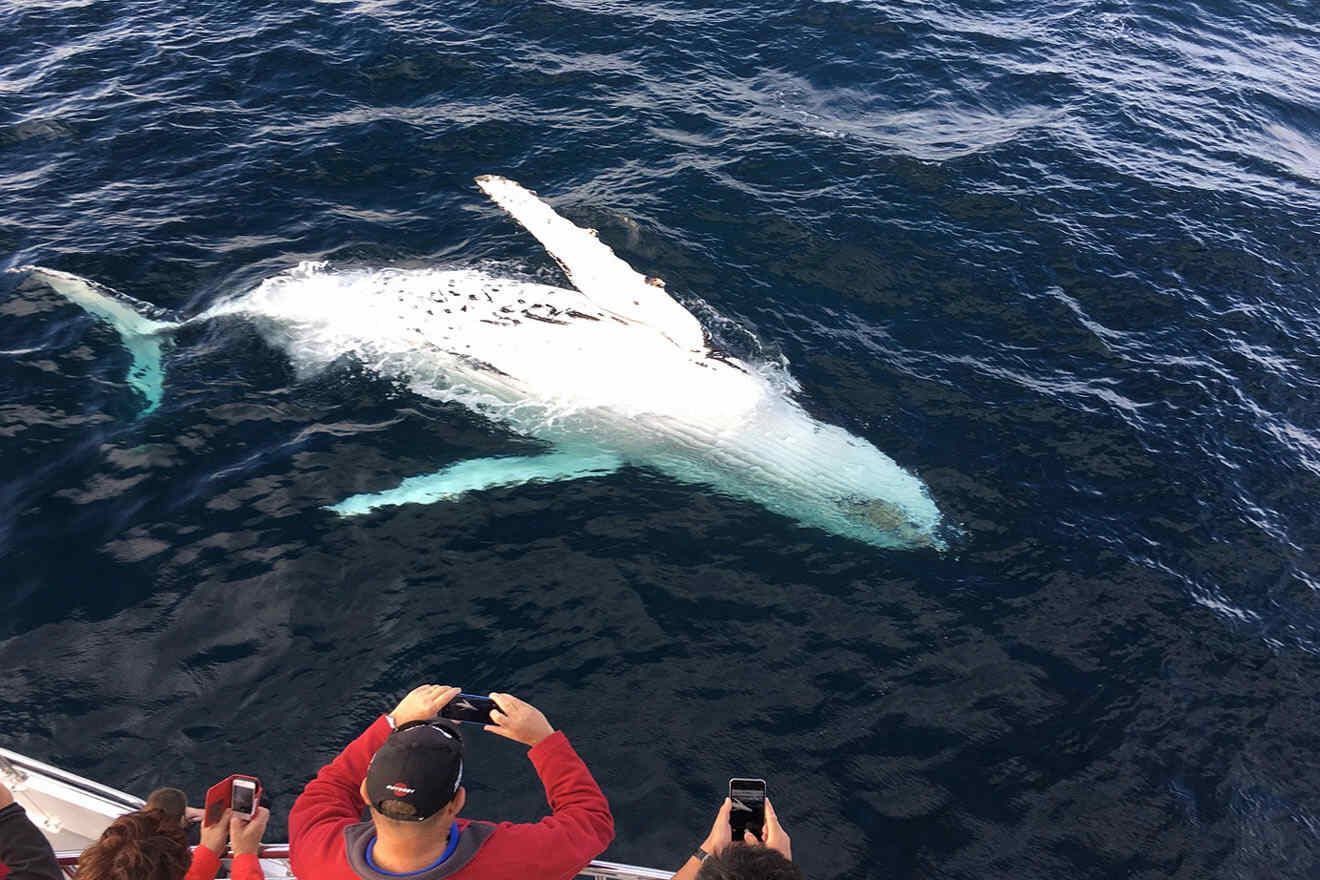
[74,804,270,880]
[288,683,613,880]
[183,805,271,880]
[671,792,798,880]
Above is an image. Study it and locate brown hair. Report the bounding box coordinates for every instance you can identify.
[696,845,804,880]
[76,810,191,880]
[144,788,188,821]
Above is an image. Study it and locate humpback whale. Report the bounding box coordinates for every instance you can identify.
[19,176,945,549]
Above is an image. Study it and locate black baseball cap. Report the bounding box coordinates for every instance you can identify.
[364,719,464,821]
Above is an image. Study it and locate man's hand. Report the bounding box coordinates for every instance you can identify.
[761,797,791,860]
[700,798,734,856]
[390,685,461,727]
[184,805,205,826]
[229,806,270,856]
[0,781,13,809]
[484,692,554,747]
[200,808,231,855]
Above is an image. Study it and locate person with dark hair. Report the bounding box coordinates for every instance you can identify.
[288,684,614,880]
[692,844,802,880]
[671,796,800,880]
[144,788,190,825]
[75,802,270,880]
[0,780,61,880]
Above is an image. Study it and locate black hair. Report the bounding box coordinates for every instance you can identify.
[696,845,803,880]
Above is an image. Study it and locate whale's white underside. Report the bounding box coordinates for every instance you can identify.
[21,176,945,549]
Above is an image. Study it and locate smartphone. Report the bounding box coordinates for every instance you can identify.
[729,778,766,840]
[440,693,498,725]
[230,777,258,818]
[203,775,261,827]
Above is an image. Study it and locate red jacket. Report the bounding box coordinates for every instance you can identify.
[289,716,613,880]
[184,845,263,880]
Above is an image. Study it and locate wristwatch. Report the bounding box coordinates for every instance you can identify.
[692,847,710,864]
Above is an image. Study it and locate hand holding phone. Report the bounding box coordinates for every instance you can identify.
[391,685,462,727]
[199,808,231,856]
[203,775,261,827]
[483,692,554,747]
[699,798,735,857]
[761,797,792,860]
[729,778,766,841]
[229,805,271,856]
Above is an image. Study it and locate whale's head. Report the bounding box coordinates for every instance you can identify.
[839,495,944,549]
[650,395,946,550]
[741,400,945,549]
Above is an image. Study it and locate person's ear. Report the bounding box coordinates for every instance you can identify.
[452,787,466,816]
[359,779,370,805]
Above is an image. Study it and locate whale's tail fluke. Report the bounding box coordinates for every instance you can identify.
[23,266,181,415]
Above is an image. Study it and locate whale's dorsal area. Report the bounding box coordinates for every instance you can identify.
[476,175,707,353]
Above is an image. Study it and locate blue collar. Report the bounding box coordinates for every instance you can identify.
[365,822,461,877]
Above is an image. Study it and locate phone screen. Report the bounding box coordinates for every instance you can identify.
[729,778,766,840]
[440,693,498,725]
[231,781,256,816]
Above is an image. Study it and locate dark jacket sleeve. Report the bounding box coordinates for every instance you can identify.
[0,803,61,880]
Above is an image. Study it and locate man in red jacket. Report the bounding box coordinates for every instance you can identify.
[289,684,613,880]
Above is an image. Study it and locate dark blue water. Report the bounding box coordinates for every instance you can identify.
[3,1,1319,876]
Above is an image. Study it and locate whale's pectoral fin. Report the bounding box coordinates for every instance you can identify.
[475,175,707,352]
[326,450,624,516]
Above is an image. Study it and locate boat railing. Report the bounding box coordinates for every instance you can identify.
[52,848,674,879]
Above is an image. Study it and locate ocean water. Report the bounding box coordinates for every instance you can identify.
[2,0,1319,877]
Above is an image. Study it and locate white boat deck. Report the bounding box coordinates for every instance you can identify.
[1,747,670,880]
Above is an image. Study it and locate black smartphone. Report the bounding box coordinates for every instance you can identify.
[441,693,498,725]
[729,778,766,840]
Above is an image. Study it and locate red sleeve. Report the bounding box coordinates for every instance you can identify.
[1,860,10,879]
[288,715,392,878]
[230,853,264,880]
[183,846,262,880]
[477,731,614,880]
[184,845,221,880]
